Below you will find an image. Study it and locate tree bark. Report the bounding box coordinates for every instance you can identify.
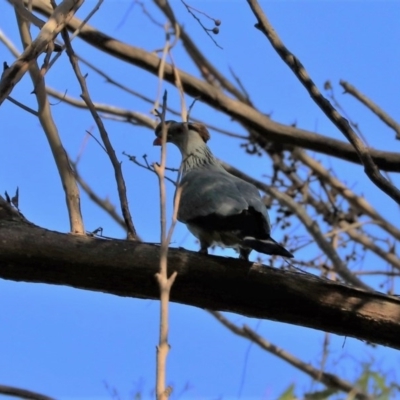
[1,217,400,350]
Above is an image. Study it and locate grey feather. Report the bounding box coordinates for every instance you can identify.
[178,168,262,221]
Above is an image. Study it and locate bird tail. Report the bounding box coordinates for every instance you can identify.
[243,236,294,258]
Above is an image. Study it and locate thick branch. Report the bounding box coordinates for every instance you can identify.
[1,218,400,349]
[19,0,400,173]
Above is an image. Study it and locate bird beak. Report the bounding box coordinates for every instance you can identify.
[153,137,162,146]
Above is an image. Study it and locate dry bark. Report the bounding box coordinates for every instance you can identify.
[1,213,400,350]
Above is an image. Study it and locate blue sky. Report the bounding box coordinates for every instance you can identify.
[1,1,400,399]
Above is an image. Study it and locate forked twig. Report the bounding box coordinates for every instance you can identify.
[180,0,222,49]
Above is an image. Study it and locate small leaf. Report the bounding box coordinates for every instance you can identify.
[277,383,297,400]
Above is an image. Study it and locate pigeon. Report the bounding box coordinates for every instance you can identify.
[153,121,294,261]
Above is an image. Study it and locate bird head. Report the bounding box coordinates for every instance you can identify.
[153,121,210,151]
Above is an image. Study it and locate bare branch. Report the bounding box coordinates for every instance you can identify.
[21,0,400,172]
[0,385,55,400]
[46,0,104,72]
[9,0,45,28]
[0,0,84,104]
[61,29,138,240]
[153,0,249,102]
[180,0,222,49]
[337,220,400,271]
[246,0,400,205]
[46,86,155,127]
[6,94,38,115]
[292,148,400,241]
[14,5,85,234]
[340,80,400,140]
[70,161,127,231]
[209,311,372,400]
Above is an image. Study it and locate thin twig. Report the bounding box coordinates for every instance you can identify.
[123,153,178,186]
[292,148,400,241]
[47,86,155,127]
[168,50,186,122]
[228,66,253,105]
[45,82,246,140]
[324,81,369,145]
[153,0,247,102]
[180,0,222,49]
[340,80,400,140]
[274,147,400,271]
[60,28,138,239]
[76,53,163,106]
[247,0,400,205]
[186,97,199,122]
[133,0,164,28]
[6,95,38,115]
[153,25,171,114]
[70,160,127,231]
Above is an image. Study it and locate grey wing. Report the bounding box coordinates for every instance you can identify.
[177,169,249,223]
[231,175,271,228]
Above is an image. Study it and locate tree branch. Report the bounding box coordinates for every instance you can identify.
[0,0,84,104]
[0,385,55,400]
[209,311,372,400]
[17,0,400,173]
[61,28,138,240]
[1,216,400,350]
[340,80,400,140]
[14,2,85,235]
[246,0,400,205]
